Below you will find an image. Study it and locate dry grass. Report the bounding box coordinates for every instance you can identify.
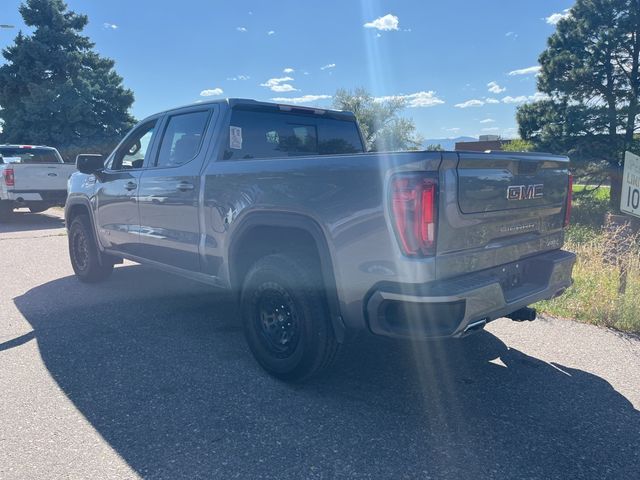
[534,185,640,333]
[537,224,640,333]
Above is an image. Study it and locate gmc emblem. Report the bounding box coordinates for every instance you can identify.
[507,184,544,201]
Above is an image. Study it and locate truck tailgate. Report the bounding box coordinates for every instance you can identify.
[12,163,75,191]
[436,151,570,280]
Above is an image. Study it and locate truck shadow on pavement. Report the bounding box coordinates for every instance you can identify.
[12,265,640,479]
[0,209,65,234]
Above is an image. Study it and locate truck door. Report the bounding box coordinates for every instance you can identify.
[136,106,216,272]
[95,119,159,256]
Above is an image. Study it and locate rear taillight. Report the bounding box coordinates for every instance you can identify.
[564,173,572,227]
[390,174,438,257]
[3,168,14,187]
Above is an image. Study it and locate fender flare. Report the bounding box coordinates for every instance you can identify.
[65,197,105,253]
[227,211,346,342]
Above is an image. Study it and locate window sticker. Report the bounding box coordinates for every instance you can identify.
[230,126,243,150]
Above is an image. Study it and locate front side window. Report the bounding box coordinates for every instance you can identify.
[110,120,157,170]
[155,110,210,168]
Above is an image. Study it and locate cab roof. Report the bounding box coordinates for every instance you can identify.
[156,98,357,122]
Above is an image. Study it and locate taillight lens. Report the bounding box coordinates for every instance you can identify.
[390,174,438,257]
[3,168,14,187]
[564,173,572,227]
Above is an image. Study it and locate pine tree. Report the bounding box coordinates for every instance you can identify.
[516,0,640,208]
[0,0,135,160]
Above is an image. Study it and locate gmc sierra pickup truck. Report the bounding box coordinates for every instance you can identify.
[0,144,76,220]
[65,98,576,381]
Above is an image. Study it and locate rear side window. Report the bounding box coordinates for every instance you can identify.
[222,109,363,160]
[0,147,60,164]
[155,110,210,168]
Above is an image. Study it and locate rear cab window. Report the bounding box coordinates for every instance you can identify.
[0,147,61,164]
[222,107,364,160]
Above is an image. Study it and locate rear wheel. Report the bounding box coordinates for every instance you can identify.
[240,254,339,382]
[68,214,114,283]
[0,201,14,222]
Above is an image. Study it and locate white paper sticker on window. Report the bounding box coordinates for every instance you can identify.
[230,126,242,150]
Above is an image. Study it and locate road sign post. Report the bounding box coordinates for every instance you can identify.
[610,151,640,293]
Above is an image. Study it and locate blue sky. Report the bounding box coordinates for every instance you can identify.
[0,0,574,140]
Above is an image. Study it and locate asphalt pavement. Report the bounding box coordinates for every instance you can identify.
[1,208,639,479]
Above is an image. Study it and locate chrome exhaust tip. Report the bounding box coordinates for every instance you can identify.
[463,318,488,333]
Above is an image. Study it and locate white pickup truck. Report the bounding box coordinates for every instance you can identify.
[0,145,76,221]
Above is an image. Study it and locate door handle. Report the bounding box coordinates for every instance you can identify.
[177,181,195,191]
[124,181,137,191]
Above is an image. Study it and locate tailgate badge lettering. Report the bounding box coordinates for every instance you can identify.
[507,184,543,201]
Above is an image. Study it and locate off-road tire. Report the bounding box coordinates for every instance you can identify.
[240,254,340,382]
[68,214,114,283]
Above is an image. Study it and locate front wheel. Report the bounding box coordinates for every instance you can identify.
[68,214,114,283]
[240,254,339,382]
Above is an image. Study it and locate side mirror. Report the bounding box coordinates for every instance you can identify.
[76,154,104,174]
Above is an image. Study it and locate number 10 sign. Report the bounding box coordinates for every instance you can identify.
[621,151,640,219]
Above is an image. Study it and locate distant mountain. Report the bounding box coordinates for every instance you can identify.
[423,136,477,151]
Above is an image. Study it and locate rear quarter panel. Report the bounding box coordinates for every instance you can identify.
[202,151,442,330]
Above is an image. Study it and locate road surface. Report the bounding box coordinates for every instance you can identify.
[1,209,639,479]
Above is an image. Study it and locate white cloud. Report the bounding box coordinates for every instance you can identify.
[443,127,461,133]
[260,76,298,92]
[200,88,223,97]
[480,118,495,124]
[502,92,549,104]
[482,127,500,132]
[227,75,250,81]
[363,14,399,31]
[283,67,295,74]
[320,63,336,70]
[267,30,275,35]
[270,84,297,93]
[508,66,541,76]
[529,92,549,102]
[455,99,484,108]
[505,31,518,38]
[103,23,118,29]
[487,81,506,94]
[546,9,571,25]
[271,94,332,104]
[236,26,247,32]
[485,97,500,104]
[375,91,444,108]
[502,95,529,104]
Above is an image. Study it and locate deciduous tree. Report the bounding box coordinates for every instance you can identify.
[332,88,423,151]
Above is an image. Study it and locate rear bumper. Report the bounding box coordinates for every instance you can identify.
[366,249,576,340]
[5,189,67,206]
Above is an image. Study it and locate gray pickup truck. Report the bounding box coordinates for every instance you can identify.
[65,98,575,380]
